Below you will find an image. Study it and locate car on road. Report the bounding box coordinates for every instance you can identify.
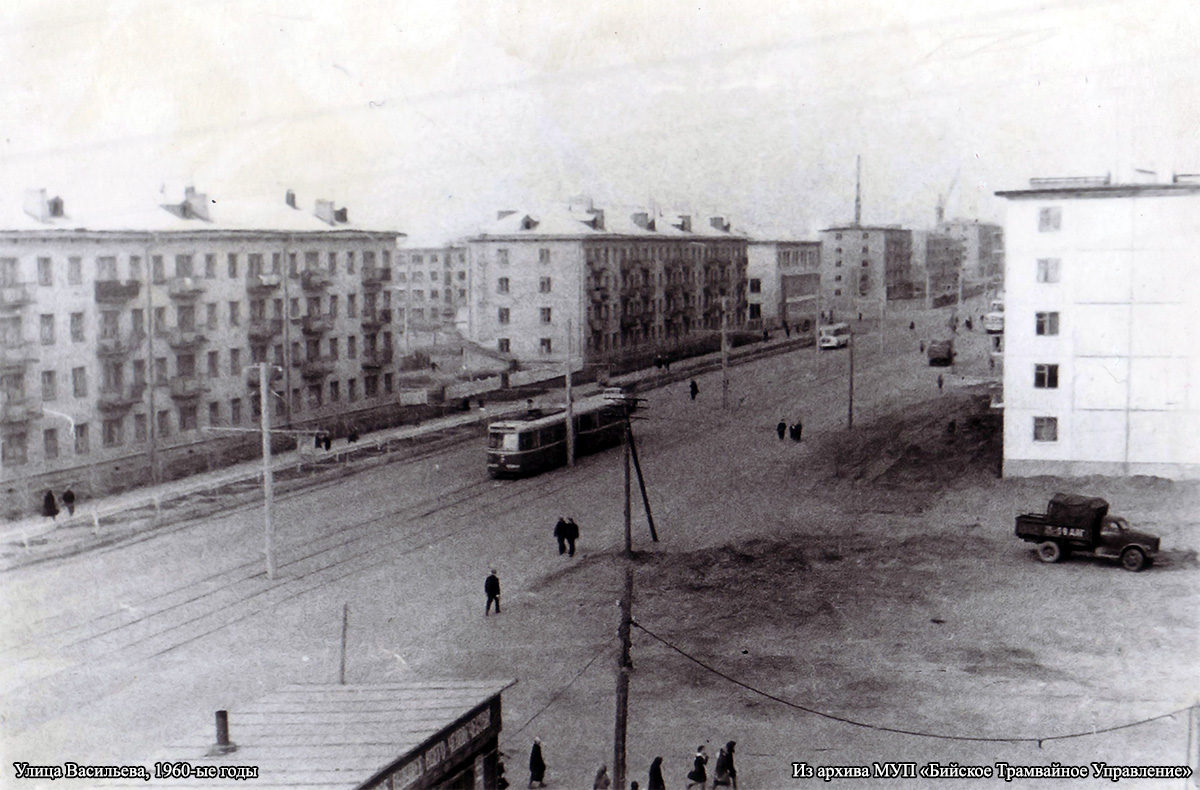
[927,339,954,366]
[1014,493,1160,571]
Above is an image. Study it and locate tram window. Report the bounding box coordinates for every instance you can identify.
[578,413,596,431]
[519,432,535,451]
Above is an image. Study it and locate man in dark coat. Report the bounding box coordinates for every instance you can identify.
[713,741,738,788]
[485,570,501,615]
[553,518,569,555]
[647,757,666,790]
[776,419,787,440]
[42,490,59,521]
[62,488,76,516]
[689,380,699,400]
[528,739,546,788]
[793,419,803,442]
[563,518,579,556]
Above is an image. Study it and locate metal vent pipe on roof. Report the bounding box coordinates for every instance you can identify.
[208,710,238,755]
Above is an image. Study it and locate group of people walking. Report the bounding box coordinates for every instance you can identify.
[777,418,802,442]
[517,740,737,789]
[484,515,584,615]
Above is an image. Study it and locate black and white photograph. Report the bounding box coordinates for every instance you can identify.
[1,1,1198,788]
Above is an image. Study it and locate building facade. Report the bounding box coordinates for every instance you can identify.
[936,218,1005,286]
[394,243,470,344]
[818,225,913,314]
[466,204,748,367]
[1,188,404,513]
[996,176,1200,479]
[746,240,821,331]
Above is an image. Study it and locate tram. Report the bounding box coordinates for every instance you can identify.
[487,394,628,478]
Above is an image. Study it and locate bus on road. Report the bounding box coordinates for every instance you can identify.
[818,322,852,349]
[984,297,1005,334]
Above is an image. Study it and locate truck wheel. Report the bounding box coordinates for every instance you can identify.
[1036,541,1064,563]
[1120,547,1147,572]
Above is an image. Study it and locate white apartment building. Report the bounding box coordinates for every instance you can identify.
[746,240,821,331]
[1,187,404,513]
[996,176,1200,479]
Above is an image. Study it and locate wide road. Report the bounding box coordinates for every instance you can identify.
[0,305,997,781]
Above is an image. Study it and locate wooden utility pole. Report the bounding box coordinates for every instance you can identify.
[259,363,277,580]
[623,423,632,556]
[338,603,349,684]
[847,330,855,430]
[613,554,634,790]
[626,425,658,543]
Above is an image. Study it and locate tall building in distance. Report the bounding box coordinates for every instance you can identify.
[0,187,404,511]
[394,242,470,349]
[466,201,748,367]
[818,225,913,315]
[746,240,821,332]
[996,174,1200,479]
[936,218,1005,288]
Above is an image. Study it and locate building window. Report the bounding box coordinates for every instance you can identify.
[497,277,510,294]
[207,351,219,378]
[1033,364,1059,389]
[228,253,239,278]
[41,370,56,400]
[364,375,378,397]
[1035,312,1059,336]
[134,413,147,440]
[348,336,357,359]
[540,307,553,324]
[1033,416,1058,442]
[748,278,761,294]
[328,295,338,318]
[348,379,358,402]
[1,432,28,466]
[229,301,241,325]
[329,381,340,402]
[103,417,124,448]
[230,398,242,424]
[498,307,510,324]
[861,260,869,268]
[74,423,89,454]
[208,401,220,425]
[384,373,394,393]
[834,275,842,282]
[834,289,842,296]
[205,254,217,279]
[68,257,82,285]
[1038,207,1062,232]
[539,338,552,354]
[40,314,55,345]
[72,367,87,397]
[328,252,338,274]
[68,312,83,342]
[152,255,165,283]
[154,307,167,333]
[498,338,510,353]
[1036,258,1061,283]
[43,428,59,460]
[206,302,218,330]
[539,277,552,293]
[497,249,509,265]
[38,258,53,286]
[347,294,357,318]
[155,357,168,384]
[180,405,198,431]
[176,255,194,278]
[538,248,551,264]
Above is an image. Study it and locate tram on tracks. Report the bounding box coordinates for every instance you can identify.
[486,394,629,478]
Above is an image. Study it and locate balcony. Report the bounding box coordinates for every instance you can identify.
[298,269,331,291]
[362,268,391,292]
[0,283,35,310]
[590,286,610,303]
[246,274,282,294]
[167,277,205,300]
[96,332,145,357]
[299,357,336,379]
[97,384,145,412]
[168,376,205,400]
[1,396,33,424]
[93,280,141,304]
[588,315,605,332]
[0,345,35,372]
[248,318,284,340]
[360,348,394,369]
[297,314,334,335]
[166,328,207,349]
[360,309,392,330]
[245,367,283,389]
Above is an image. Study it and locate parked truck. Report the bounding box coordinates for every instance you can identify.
[927,339,954,366]
[1014,493,1160,572]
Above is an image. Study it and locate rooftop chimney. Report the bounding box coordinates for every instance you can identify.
[22,189,51,222]
[285,189,297,208]
[314,199,338,225]
[709,216,729,232]
[676,214,692,233]
[182,186,210,221]
[631,212,650,230]
[587,208,604,231]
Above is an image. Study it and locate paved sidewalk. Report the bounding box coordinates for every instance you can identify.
[0,332,813,554]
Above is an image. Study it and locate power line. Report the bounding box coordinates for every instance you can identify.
[631,620,1193,745]
[506,647,607,740]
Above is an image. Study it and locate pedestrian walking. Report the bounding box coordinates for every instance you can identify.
[909,320,915,331]
[685,745,709,789]
[919,340,925,353]
[647,757,666,790]
[593,764,612,789]
[793,419,803,442]
[712,742,737,789]
[528,739,546,788]
[761,329,769,342]
[630,782,640,790]
[42,490,59,521]
[563,517,579,556]
[937,374,944,394]
[689,380,699,401]
[989,356,996,371]
[776,420,787,440]
[783,323,791,338]
[485,570,501,615]
[554,517,569,555]
[61,488,76,516]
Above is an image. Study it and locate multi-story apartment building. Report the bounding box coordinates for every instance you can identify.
[911,230,966,305]
[936,218,1005,285]
[394,243,469,347]
[746,240,821,331]
[466,203,748,366]
[995,175,1200,479]
[0,187,404,511]
[818,225,913,315]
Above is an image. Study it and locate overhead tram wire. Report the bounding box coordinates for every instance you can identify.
[632,620,1193,745]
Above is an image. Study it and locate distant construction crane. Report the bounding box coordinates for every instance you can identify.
[935,169,960,224]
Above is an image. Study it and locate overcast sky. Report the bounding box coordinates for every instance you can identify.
[2,0,1197,241]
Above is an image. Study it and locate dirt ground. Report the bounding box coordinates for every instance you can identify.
[431,388,1200,789]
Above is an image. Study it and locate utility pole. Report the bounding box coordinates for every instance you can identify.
[721,296,729,410]
[258,363,277,580]
[623,422,632,556]
[847,329,855,430]
[613,566,633,790]
[565,319,575,468]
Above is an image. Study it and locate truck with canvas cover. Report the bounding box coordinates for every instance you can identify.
[1014,493,1160,572]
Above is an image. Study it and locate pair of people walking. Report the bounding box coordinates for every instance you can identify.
[684,742,738,789]
[42,488,76,520]
[553,517,579,557]
[778,419,802,442]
